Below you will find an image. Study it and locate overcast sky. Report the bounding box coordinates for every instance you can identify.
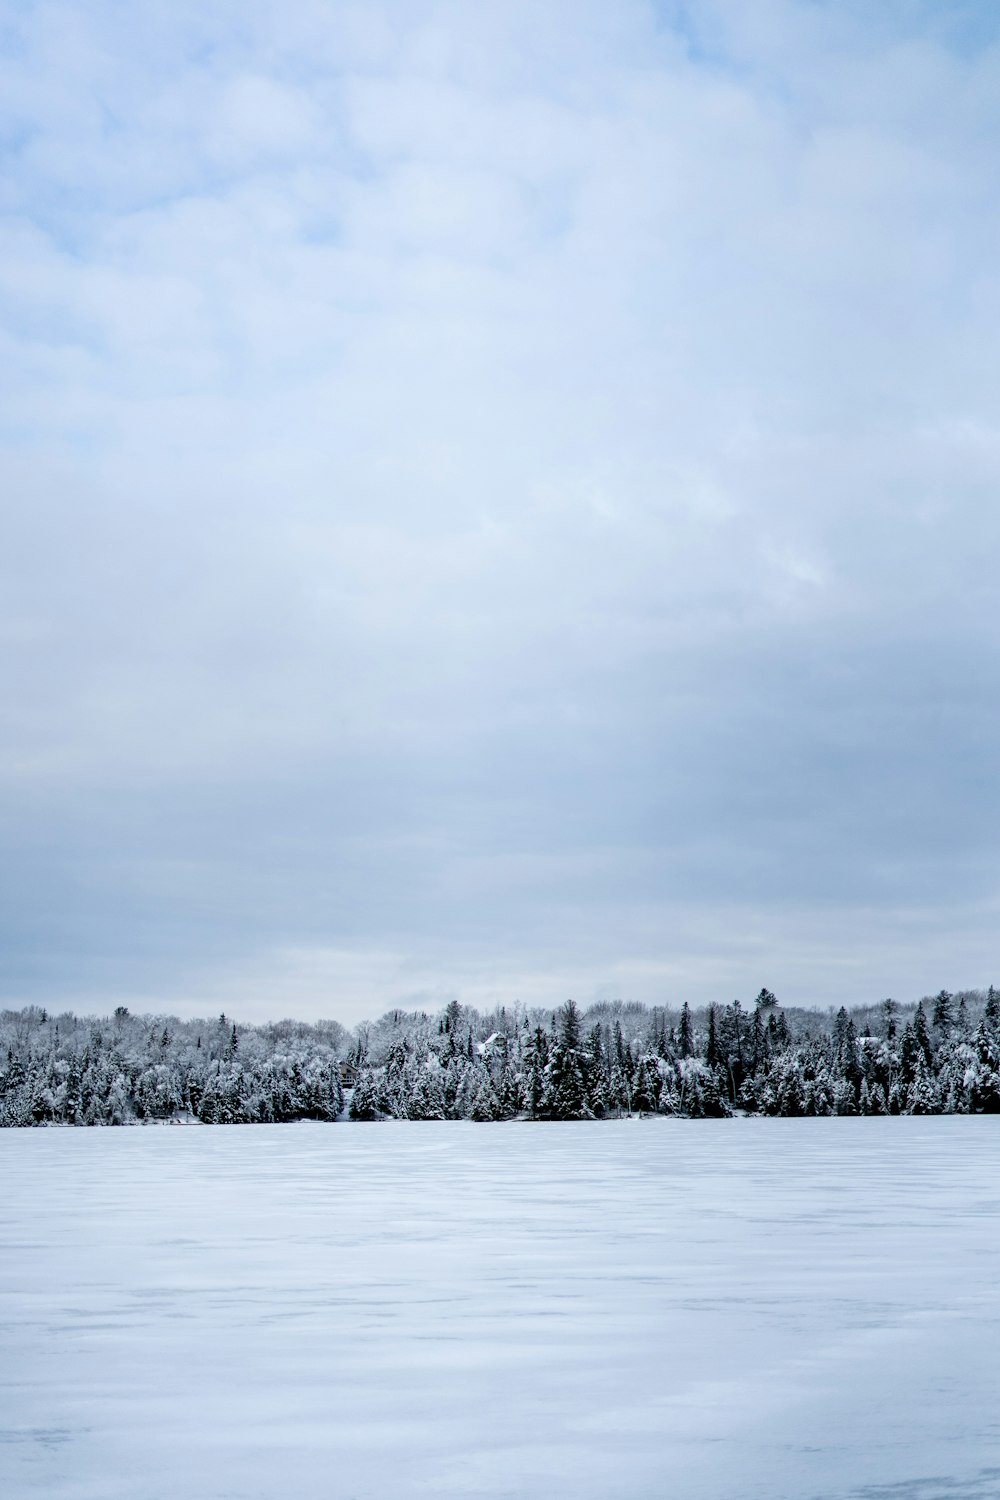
[2,0,999,1025]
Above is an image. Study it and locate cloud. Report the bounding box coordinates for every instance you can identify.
[2,0,1000,1020]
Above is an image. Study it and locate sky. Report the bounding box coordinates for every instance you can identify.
[2,0,1000,1026]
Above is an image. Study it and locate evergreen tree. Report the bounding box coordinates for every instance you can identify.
[931,990,953,1032]
[545,1041,590,1120]
[705,1006,720,1069]
[585,1025,608,1117]
[523,1028,549,1119]
[349,1069,382,1121]
[443,999,462,1034]
[881,998,897,1041]
[899,1022,921,1085]
[912,1002,934,1067]
[748,1007,768,1076]
[986,986,1000,1029]
[768,1011,789,1049]
[630,1055,661,1114]
[469,1073,502,1122]
[678,1003,693,1059]
[558,1000,582,1052]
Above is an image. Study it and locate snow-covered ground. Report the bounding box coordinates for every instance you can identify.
[2,1120,1000,1500]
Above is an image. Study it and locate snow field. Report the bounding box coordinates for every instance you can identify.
[2,1118,1000,1499]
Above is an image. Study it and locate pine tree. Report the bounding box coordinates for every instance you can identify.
[586,1025,608,1117]
[705,1006,720,1069]
[497,1058,524,1119]
[986,986,1000,1029]
[730,1000,745,1077]
[912,1002,933,1067]
[545,1041,590,1120]
[931,990,953,1032]
[443,999,462,1034]
[469,1073,502,1122]
[349,1069,382,1121]
[834,1006,850,1056]
[832,1077,856,1115]
[906,1059,939,1115]
[748,1007,767,1074]
[631,1055,660,1114]
[881,998,897,1041]
[558,1000,582,1052]
[899,1021,920,1084]
[768,1011,789,1049]
[523,1028,549,1119]
[678,1003,693,1059]
[410,1063,447,1121]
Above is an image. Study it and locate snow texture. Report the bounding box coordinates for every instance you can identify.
[2,1119,1000,1499]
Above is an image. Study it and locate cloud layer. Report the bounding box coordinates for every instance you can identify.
[3,0,1000,1022]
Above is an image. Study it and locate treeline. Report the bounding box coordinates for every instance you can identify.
[3,986,1000,1125]
[0,1008,346,1127]
[348,987,1000,1120]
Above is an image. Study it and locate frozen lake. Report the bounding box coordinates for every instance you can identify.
[2,1120,1000,1500]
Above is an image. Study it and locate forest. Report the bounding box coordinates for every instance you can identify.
[3,985,1000,1126]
